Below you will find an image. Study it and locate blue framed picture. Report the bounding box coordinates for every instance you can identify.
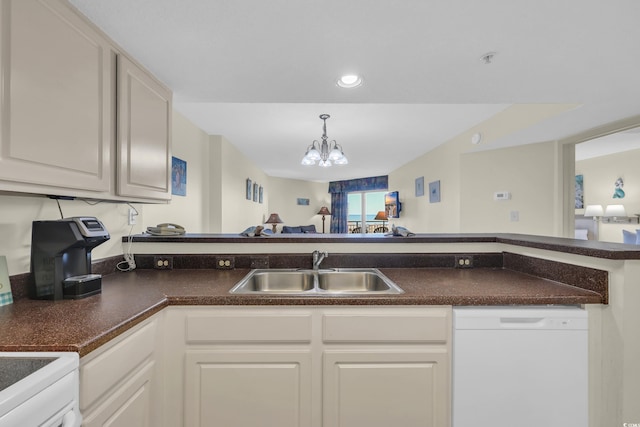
[246,178,252,200]
[429,180,441,203]
[415,176,424,197]
[171,156,187,196]
[297,198,310,206]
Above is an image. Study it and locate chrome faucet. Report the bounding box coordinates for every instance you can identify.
[312,250,328,270]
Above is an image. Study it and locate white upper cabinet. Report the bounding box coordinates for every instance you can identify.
[0,0,112,192]
[117,55,172,201]
[0,0,172,202]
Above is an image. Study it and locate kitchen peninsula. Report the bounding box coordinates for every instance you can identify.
[1,233,638,426]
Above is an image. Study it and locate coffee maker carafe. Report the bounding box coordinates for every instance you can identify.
[30,217,110,300]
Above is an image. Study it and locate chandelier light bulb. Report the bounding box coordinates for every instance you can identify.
[306,147,321,161]
[334,155,348,165]
[301,156,315,165]
[328,146,343,161]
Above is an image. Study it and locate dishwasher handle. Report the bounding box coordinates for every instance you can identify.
[499,317,546,327]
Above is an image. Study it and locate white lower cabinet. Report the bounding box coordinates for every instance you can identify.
[79,313,162,427]
[184,350,312,427]
[323,350,449,427]
[164,306,451,427]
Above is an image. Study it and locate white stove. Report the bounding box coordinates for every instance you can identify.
[0,352,81,427]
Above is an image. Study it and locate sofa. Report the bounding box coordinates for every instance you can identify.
[281,225,317,234]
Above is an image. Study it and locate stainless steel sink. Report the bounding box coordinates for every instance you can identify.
[317,270,397,292]
[229,268,404,295]
[232,270,315,293]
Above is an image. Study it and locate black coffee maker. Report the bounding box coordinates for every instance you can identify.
[30,217,110,300]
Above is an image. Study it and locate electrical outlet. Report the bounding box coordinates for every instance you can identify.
[153,256,173,270]
[128,207,137,225]
[215,256,235,270]
[454,255,473,269]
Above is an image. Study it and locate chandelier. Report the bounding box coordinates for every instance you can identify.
[301,114,348,168]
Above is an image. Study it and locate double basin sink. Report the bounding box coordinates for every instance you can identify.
[229,268,404,295]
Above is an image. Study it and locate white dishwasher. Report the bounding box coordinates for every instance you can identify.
[453,306,588,427]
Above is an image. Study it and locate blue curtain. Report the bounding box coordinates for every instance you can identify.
[328,175,388,194]
[329,175,388,233]
[330,192,348,233]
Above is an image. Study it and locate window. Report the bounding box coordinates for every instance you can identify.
[347,191,387,233]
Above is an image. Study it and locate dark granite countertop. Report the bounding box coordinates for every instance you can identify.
[0,267,604,357]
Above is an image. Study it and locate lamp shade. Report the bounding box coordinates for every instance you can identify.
[584,204,604,217]
[317,206,331,216]
[374,211,387,221]
[605,204,626,217]
[265,213,284,224]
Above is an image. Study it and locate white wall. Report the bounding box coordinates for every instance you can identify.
[267,177,330,233]
[576,148,640,243]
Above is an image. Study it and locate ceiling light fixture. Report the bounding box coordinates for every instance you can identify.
[301,114,348,168]
[336,74,363,88]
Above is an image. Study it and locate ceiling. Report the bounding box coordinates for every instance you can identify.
[69,0,640,182]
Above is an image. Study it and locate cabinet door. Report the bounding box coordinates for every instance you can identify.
[185,350,313,427]
[323,350,450,427]
[117,55,171,200]
[0,0,111,192]
[82,360,155,427]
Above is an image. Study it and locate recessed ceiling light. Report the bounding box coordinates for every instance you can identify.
[337,74,363,88]
[471,132,483,145]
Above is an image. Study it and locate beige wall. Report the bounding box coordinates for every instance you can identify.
[576,148,640,243]
[267,177,330,233]
[214,135,270,233]
[388,137,462,233]
[143,111,211,232]
[460,142,559,234]
[0,193,137,276]
[388,105,569,235]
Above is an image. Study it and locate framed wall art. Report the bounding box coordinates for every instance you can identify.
[246,178,252,200]
[253,183,259,202]
[415,176,424,197]
[259,186,264,204]
[171,156,187,196]
[575,174,584,208]
[429,180,441,203]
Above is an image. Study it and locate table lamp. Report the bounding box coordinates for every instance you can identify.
[374,210,388,228]
[317,207,331,233]
[265,213,284,232]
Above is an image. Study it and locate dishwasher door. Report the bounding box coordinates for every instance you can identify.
[453,306,588,427]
